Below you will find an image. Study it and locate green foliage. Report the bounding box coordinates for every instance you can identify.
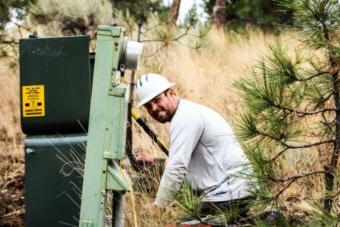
[171,179,203,221]
[171,178,256,225]
[241,146,278,210]
[235,43,312,150]
[0,0,35,29]
[235,0,339,220]
[110,0,169,24]
[202,0,295,30]
[307,204,340,226]
[286,0,340,50]
[254,212,290,227]
[236,43,307,113]
[0,0,35,67]
[183,4,199,27]
[235,38,336,151]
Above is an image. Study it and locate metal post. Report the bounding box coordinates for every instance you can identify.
[79,25,131,227]
[111,191,125,227]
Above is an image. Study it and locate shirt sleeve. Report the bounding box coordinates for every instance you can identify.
[154,111,204,208]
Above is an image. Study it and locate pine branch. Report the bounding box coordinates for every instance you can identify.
[281,138,334,149]
[269,170,328,182]
[321,91,334,104]
[274,179,295,199]
[298,71,330,81]
[272,103,336,116]
[272,170,328,198]
[140,26,191,43]
[269,147,289,161]
[270,139,335,161]
[256,128,334,149]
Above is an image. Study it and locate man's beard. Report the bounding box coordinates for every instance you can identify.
[152,109,170,123]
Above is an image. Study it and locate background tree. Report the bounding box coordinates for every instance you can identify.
[0,0,35,29]
[203,0,295,30]
[110,0,169,27]
[170,0,181,24]
[236,0,339,222]
[212,0,227,28]
[0,0,36,66]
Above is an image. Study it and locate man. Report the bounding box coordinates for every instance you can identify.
[135,73,253,216]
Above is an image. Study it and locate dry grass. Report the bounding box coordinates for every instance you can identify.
[0,26,338,226]
[130,27,339,224]
[0,64,24,226]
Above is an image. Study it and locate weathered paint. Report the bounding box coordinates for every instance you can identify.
[79,25,130,227]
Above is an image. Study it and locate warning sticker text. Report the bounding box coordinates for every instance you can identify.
[22,85,45,117]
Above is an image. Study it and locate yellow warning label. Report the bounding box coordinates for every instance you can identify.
[22,85,45,117]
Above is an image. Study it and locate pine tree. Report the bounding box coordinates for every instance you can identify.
[236,0,339,217]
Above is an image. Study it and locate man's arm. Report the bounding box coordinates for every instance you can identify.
[154,112,204,208]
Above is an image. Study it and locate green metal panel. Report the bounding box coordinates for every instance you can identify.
[25,134,86,227]
[19,36,92,135]
[79,26,131,227]
[20,36,96,227]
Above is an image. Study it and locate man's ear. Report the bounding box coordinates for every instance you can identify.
[166,88,176,97]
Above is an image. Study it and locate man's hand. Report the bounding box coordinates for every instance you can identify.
[135,154,155,164]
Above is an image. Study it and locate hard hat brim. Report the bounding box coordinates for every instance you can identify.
[137,83,176,107]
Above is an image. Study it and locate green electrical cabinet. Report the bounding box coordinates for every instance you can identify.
[20,36,92,227]
[24,135,86,227]
[20,36,92,134]
[20,26,140,227]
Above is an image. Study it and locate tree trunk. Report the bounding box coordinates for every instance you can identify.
[324,72,339,212]
[323,25,339,212]
[170,0,181,24]
[213,0,226,28]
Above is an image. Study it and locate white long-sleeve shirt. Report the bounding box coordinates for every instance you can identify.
[154,99,252,208]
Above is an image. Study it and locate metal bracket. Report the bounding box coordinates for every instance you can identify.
[109,83,127,97]
[106,162,131,191]
[80,220,93,227]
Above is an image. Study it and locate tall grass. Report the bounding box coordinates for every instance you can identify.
[0,63,24,226]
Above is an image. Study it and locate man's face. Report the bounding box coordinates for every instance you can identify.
[144,90,176,123]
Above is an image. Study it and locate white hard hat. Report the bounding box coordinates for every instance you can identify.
[136,73,175,107]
